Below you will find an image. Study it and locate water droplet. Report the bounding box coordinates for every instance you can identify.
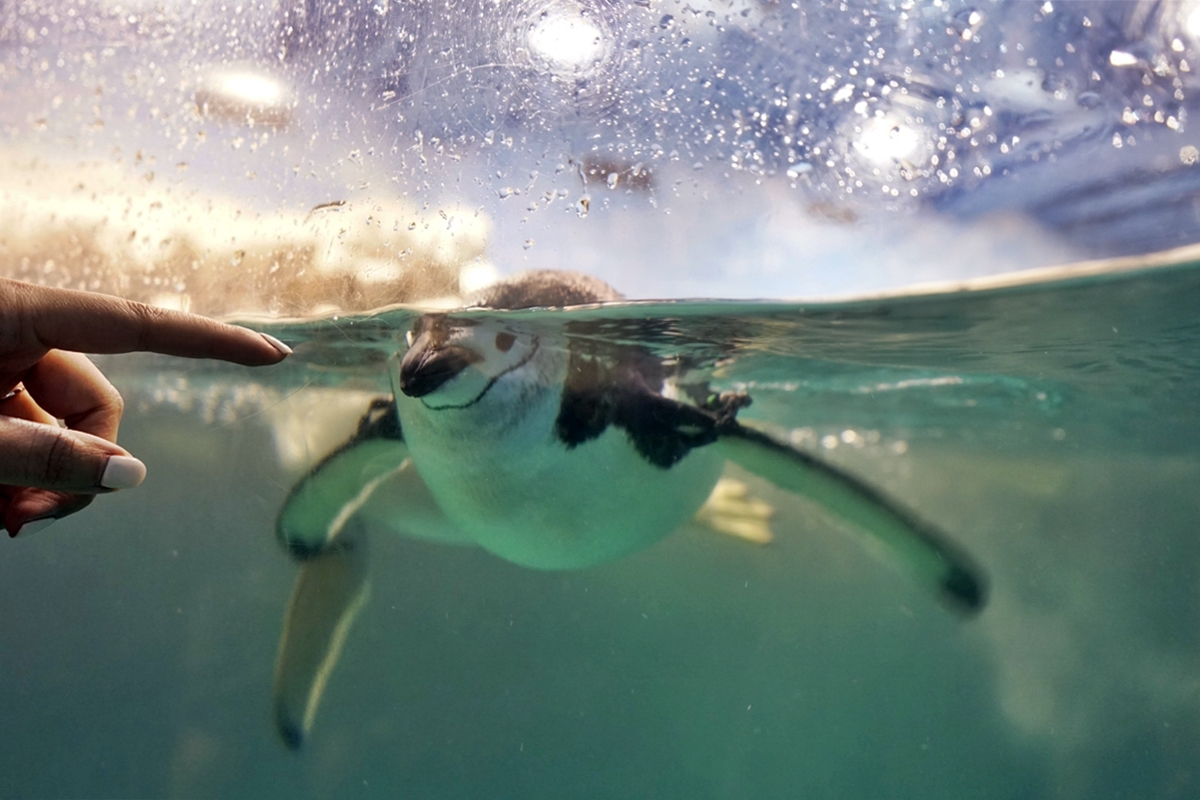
[523,239,535,250]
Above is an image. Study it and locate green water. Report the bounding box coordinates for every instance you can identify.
[2,260,1198,799]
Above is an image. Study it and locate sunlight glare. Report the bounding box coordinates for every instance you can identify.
[527,6,606,73]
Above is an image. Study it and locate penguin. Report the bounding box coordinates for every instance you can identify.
[271,269,986,749]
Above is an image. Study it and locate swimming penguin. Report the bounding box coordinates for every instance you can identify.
[271,269,986,749]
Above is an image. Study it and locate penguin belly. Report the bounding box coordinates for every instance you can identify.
[398,402,725,570]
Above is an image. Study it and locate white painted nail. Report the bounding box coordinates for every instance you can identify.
[21,518,56,536]
[101,455,147,490]
[260,332,293,356]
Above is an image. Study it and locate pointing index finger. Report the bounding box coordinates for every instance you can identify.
[5,279,290,365]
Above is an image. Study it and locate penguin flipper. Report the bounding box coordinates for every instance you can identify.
[277,397,408,558]
[715,423,986,614]
[272,521,371,750]
[272,397,404,749]
[359,459,475,546]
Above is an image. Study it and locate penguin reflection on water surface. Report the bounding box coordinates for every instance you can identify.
[271,270,987,749]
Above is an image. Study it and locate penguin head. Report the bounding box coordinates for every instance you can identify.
[398,314,543,409]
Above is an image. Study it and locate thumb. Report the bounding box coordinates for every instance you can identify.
[0,416,146,492]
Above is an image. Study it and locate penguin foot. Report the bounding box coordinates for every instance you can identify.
[694,477,775,544]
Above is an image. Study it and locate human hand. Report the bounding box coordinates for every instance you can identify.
[0,278,291,537]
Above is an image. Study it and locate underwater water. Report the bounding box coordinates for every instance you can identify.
[5,0,1200,795]
[2,253,1198,799]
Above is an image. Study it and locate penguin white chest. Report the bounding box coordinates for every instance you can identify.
[395,387,725,570]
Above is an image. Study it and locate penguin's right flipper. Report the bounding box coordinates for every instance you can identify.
[715,422,987,615]
[272,397,406,750]
[272,521,371,750]
[276,397,409,558]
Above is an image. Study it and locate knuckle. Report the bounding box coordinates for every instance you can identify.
[97,382,125,416]
[24,425,93,490]
[37,429,74,486]
[129,302,169,351]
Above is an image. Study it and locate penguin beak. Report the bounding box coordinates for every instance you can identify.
[398,334,483,398]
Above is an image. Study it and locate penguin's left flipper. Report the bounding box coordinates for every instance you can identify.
[609,385,983,613]
[714,421,986,615]
[273,397,407,750]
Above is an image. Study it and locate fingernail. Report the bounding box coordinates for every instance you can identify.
[260,332,293,356]
[101,455,147,489]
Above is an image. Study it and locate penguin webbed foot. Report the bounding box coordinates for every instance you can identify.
[694,476,776,544]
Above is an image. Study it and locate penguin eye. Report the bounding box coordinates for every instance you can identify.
[494,332,516,352]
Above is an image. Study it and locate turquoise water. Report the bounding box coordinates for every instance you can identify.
[2,259,1199,798]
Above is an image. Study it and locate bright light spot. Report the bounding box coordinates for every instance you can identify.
[1181,145,1199,165]
[853,116,924,165]
[459,261,499,295]
[1109,50,1138,67]
[528,7,607,73]
[209,71,288,108]
[1188,4,1200,38]
[195,65,294,127]
[786,163,813,179]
